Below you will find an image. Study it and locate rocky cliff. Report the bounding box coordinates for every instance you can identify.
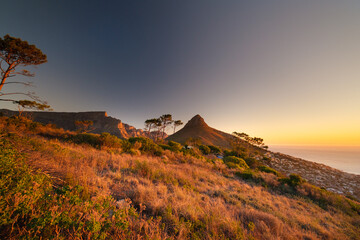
[0,109,159,139]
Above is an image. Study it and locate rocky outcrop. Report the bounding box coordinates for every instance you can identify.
[0,109,161,139]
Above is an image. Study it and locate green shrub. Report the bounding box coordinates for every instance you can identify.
[71,133,100,147]
[199,144,211,155]
[225,162,241,169]
[181,148,202,159]
[258,165,279,176]
[245,157,259,168]
[128,137,163,155]
[168,141,182,152]
[223,149,247,159]
[223,150,237,157]
[280,174,305,187]
[159,144,172,151]
[120,140,132,152]
[235,169,255,180]
[208,145,221,154]
[223,156,249,169]
[99,132,122,148]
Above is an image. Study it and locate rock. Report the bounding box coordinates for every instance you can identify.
[0,109,167,139]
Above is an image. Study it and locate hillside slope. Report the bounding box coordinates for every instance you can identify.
[1,116,359,239]
[166,115,234,148]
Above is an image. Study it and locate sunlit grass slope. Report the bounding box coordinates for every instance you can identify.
[0,116,359,239]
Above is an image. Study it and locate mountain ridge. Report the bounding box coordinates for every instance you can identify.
[0,109,162,139]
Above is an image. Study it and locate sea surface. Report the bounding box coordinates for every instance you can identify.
[269,145,360,175]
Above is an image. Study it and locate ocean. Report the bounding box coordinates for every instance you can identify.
[269,145,360,175]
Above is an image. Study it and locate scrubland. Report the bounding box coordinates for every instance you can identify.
[0,116,359,239]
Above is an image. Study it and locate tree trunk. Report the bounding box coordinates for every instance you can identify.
[0,63,15,92]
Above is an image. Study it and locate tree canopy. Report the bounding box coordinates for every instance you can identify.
[0,34,49,111]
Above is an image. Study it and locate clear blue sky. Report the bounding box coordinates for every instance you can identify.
[1,0,360,145]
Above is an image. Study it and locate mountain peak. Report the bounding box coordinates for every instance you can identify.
[166,114,233,147]
[186,114,208,128]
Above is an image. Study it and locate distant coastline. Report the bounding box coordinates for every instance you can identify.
[269,145,360,175]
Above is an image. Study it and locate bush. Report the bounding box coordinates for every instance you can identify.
[199,144,211,155]
[71,133,100,147]
[223,156,249,169]
[208,145,221,154]
[223,150,237,157]
[181,148,202,159]
[235,169,255,180]
[223,149,247,159]
[245,157,259,168]
[280,174,305,187]
[225,162,241,169]
[258,165,279,176]
[99,132,122,148]
[168,141,182,152]
[128,137,163,156]
[158,144,172,151]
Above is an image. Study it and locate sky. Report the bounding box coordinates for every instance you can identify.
[1,0,360,146]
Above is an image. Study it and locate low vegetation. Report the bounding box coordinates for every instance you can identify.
[1,115,359,239]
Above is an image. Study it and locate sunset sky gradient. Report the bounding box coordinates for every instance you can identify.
[1,0,360,145]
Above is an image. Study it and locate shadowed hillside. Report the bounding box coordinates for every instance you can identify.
[166,114,235,148]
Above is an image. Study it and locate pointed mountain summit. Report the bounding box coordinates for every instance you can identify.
[184,114,209,128]
[166,114,233,147]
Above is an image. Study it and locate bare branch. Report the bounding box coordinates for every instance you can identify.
[2,81,34,87]
[13,70,35,77]
[0,92,35,97]
[0,90,48,105]
[0,98,17,102]
[0,92,43,102]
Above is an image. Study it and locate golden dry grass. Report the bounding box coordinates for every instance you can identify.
[1,116,360,239]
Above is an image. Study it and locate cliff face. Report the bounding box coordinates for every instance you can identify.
[0,109,159,139]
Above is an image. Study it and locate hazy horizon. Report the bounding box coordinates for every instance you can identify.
[269,144,360,175]
[1,0,360,146]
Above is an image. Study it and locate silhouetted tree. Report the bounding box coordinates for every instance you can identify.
[173,120,183,133]
[232,131,268,149]
[0,34,49,110]
[159,114,172,139]
[144,118,158,137]
[145,114,180,141]
[154,118,162,141]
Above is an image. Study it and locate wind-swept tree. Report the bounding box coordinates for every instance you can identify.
[159,114,172,139]
[145,114,179,141]
[0,34,49,110]
[232,132,268,149]
[172,120,183,133]
[16,100,51,117]
[144,118,158,138]
[154,118,162,141]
